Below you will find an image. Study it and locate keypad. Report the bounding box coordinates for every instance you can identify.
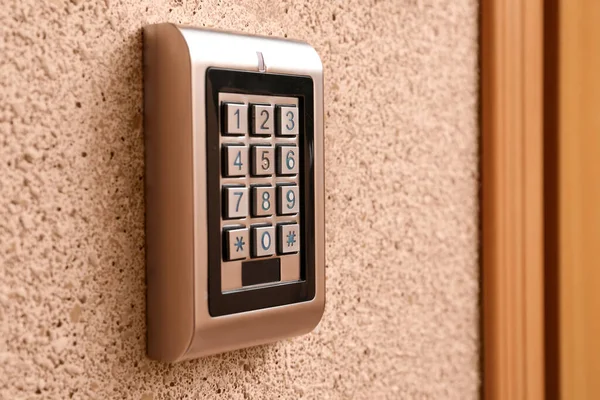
[220,94,301,270]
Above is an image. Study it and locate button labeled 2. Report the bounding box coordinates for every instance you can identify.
[252,104,274,135]
[277,145,299,176]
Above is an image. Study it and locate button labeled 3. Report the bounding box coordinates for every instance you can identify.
[277,145,299,176]
[252,225,276,257]
[224,227,249,260]
[278,106,299,136]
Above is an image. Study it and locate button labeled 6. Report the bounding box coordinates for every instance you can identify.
[276,145,299,176]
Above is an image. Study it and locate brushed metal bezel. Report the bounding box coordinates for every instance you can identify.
[144,23,325,362]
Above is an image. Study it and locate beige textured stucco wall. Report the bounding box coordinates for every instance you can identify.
[0,0,479,399]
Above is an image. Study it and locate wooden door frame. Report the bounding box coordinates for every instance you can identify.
[481,0,545,398]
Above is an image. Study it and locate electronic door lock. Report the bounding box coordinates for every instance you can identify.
[143,24,325,362]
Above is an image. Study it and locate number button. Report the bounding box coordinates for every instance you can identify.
[278,223,300,254]
[277,185,300,215]
[276,145,299,176]
[252,104,274,135]
[223,103,248,135]
[251,145,275,176]
[223,186,248,219]
[224,226,249,260]
[277,106,299,136]
[222,145,248,177]
[252,186,275,217]
[251,225,276,258]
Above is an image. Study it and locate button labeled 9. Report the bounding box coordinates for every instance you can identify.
[277,184,299,215]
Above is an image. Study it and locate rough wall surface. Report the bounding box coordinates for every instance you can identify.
[0,0,479,399]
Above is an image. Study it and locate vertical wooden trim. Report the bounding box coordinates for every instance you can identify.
[557,1,600,398]
[481,0,545,398]
[543,0,560,397]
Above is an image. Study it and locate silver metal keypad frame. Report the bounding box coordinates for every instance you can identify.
[220,92,300,292]
[144,23,324,362]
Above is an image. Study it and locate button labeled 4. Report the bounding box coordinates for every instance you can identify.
[223,145,248,177]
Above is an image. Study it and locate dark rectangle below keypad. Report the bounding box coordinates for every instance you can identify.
[241,258,281,287]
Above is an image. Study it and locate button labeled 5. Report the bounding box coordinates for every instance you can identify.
[222,145,248,177]
[251,145,274,176]
[277,145,299,176]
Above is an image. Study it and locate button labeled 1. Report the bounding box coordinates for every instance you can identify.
[251,145,274,176]
[277,185,299,215]
[277,145,299,175]
[278,106,299,136]
[223,186,248,219]
[223,103,248,135]
[252,225,275,257]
